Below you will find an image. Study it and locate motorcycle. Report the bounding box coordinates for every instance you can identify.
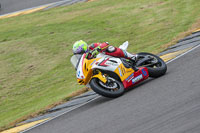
[71,41,167,98]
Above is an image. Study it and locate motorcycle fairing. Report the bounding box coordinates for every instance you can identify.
[114,63,135,81]
[76,54,101,85]
[93,54,136,83]
[76,53,149,89]
[122,67,149,89]
[93,54,149,88]
[92,54,120,72]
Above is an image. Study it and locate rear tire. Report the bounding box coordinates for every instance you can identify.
[137,52,167,78]
[90,77,125,98]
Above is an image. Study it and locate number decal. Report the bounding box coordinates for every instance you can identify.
[142,69,147,76]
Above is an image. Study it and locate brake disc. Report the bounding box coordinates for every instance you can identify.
[99,77,118,89]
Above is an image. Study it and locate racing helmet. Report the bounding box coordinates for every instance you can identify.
[73,40,88,54]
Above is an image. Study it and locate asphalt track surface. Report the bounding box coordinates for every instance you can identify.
[0,0,63,15]
[25,46,200,133]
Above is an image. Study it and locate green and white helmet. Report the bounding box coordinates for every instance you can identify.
[73,40,88,54]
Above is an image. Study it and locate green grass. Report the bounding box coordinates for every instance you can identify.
[1,0,200,129]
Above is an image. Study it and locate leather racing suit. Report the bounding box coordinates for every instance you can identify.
[87,42,137,61]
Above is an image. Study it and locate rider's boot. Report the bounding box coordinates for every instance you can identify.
[125,51,139,71]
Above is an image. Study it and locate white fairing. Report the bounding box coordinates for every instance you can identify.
[92,53,121,71]
[76,55,85,79]
[71,53,123,79]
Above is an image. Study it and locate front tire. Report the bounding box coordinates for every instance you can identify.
[90,77,125,98]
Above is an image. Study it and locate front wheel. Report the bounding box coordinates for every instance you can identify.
[136,52,167,78]
[90,77,125,98]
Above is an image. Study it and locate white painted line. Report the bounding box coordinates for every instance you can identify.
[0,0,72,17]
[0,4,49,17]
[20,95,101,133]
[20,44,200,132]
[166,44,200,64]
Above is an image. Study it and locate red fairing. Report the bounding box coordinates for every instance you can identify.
[122,67,149,89]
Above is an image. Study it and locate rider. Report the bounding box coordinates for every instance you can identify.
[72,40,137,63]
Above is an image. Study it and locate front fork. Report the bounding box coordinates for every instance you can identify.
[92,70,107,84]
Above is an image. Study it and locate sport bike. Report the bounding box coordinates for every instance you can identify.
[71,41,167,98]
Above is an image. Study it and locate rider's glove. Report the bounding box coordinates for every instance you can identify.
[91,46,101,58]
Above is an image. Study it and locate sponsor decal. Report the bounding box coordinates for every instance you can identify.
[142,69,147,76]
[118,67,123,77]
[77,70,81,78]
[77,70,84,79]
[91,60,96,66]
[105,61,118,66]
[132,74,143,84]
[126,73,134,82]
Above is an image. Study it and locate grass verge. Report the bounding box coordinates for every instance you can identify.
[0,0,200,130]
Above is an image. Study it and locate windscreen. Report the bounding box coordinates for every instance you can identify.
[70,54,82,70]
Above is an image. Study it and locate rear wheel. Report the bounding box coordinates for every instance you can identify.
[137,52,167,78]
[90,76,125,98]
